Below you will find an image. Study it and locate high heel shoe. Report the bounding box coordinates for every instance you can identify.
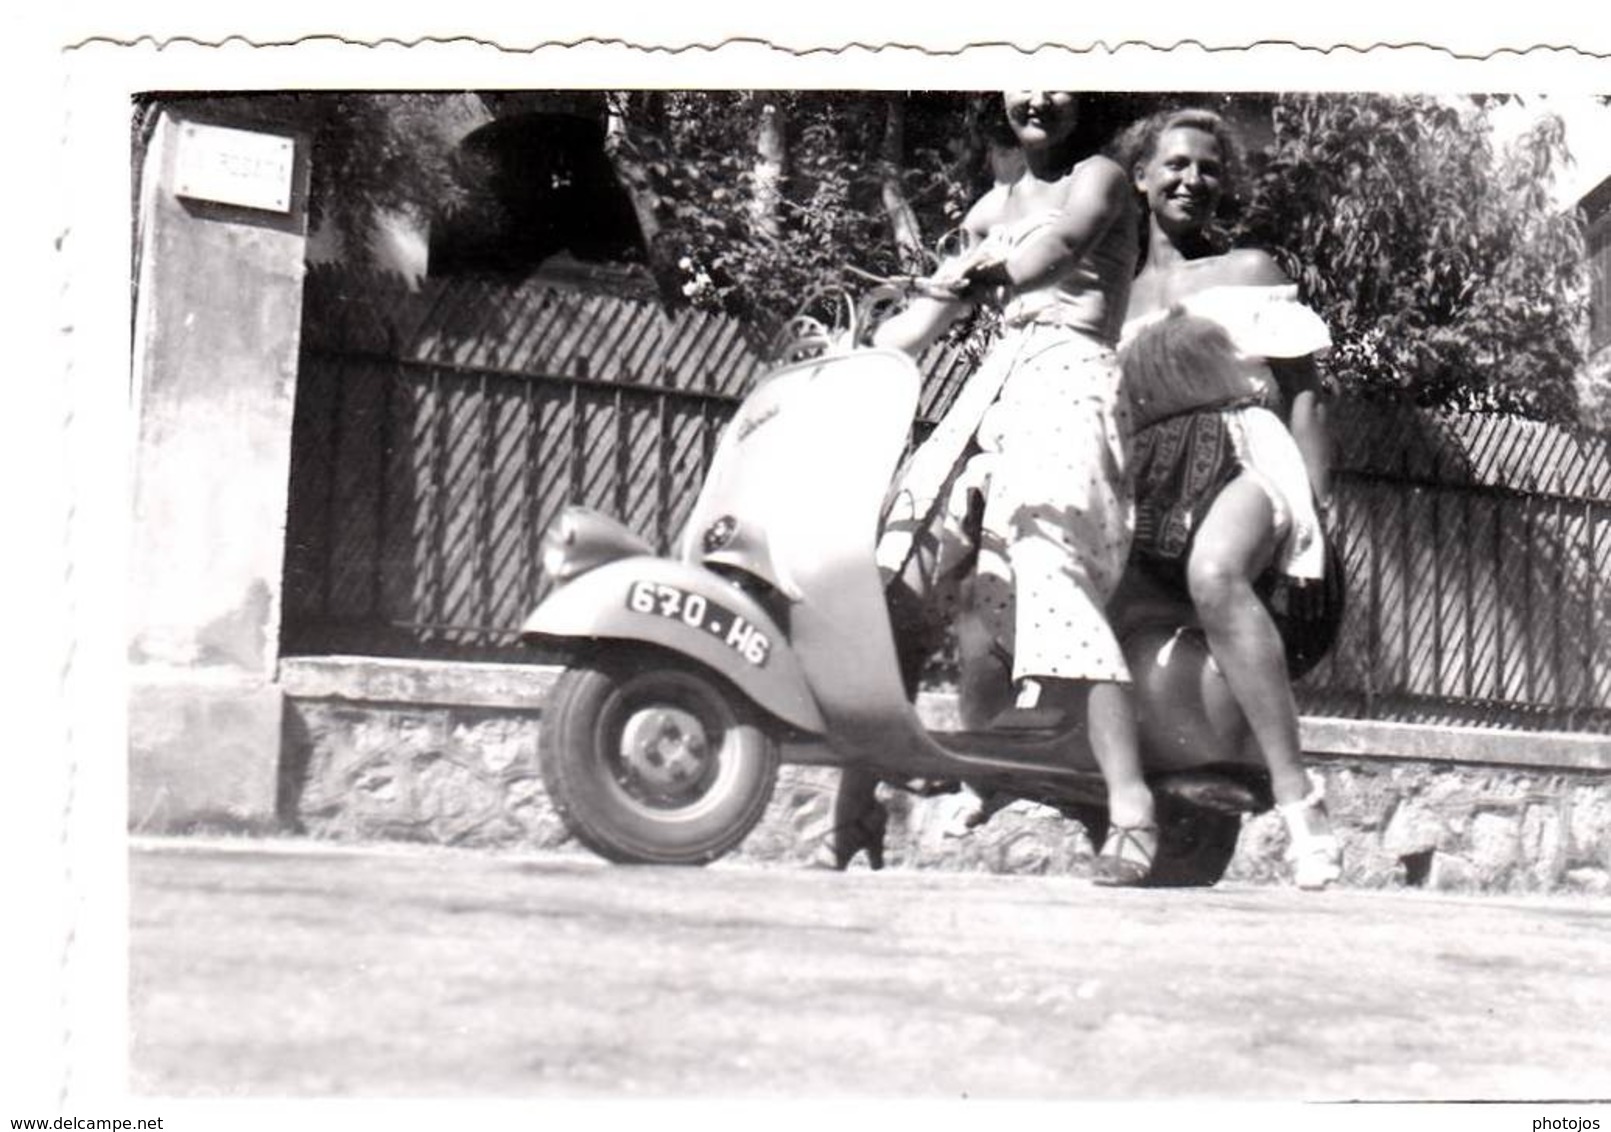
[830,799,889,871]
[1278,772,1342,891]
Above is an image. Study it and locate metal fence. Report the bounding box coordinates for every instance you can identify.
[1305,406,1611,731]
[282,267,976,658]
[288,268,747,656]
[282,267,1611,733]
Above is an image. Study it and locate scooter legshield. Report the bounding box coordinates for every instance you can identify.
[521,556,825,735]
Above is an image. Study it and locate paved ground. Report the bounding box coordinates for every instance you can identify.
[129,836,1611,1101]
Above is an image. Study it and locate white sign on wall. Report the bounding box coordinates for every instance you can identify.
[174,122,296,214]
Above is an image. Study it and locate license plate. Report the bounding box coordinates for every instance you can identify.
[626,580,771,667]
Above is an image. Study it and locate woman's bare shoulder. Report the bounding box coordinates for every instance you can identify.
[963,184,1011,235]
[1071,152,1125,179]
[1067,153,1131,200]
[1210,247,1292,287]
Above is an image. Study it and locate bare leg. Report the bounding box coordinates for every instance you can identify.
[1188,475,1340,888]
[1186,475,1311,805]
[955,607,1014,730]
[1033,676,1157,885]
[1079,680,1155,831]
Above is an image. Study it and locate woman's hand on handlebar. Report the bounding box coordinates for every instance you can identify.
[926,248,1011,305]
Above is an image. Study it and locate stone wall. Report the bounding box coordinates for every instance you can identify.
[278,659,1611,895]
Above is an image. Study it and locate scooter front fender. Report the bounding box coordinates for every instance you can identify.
[521,557,825,736]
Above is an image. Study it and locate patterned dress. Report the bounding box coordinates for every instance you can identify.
[877,208,1138,686]
[1119,283,1332,585]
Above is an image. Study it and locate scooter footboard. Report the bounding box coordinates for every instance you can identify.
[521,557,825,735]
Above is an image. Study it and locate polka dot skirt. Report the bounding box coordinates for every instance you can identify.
[955,328,1134,684]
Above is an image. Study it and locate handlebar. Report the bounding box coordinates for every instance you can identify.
[765,228,985,364]
[766,275,968,364]
[843,265,967,304]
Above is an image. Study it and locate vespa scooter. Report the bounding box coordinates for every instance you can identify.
[521,296,1279,885]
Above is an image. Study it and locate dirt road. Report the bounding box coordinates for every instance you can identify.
[130,837,1611,1100]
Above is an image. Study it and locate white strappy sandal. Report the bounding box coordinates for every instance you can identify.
[1277,772,1343,891]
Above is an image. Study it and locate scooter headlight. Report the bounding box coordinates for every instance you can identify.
[538,507,656,585]
[702,515,738,554]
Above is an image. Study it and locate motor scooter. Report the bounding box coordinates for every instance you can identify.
[521,294,1279,886]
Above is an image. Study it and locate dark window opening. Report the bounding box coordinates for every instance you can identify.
[429,112,647,278]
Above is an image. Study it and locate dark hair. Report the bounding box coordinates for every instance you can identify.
[979,92,1144,163]
[1108,106,1245,197]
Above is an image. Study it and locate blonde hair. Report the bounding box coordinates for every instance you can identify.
[1109,107,1245,197]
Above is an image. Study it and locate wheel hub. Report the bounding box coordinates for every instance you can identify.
[618,706,713,798]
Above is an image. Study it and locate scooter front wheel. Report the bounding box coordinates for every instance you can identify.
[539,652,780,865]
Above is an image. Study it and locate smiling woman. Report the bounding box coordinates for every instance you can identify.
[1001,89,1079,155]
[1137,116,1235,249]
[1112,106,1245,264]
[827,90,1165,884]
[1114,105,1343,890]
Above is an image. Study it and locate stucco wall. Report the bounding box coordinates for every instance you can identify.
[128,111,310,830]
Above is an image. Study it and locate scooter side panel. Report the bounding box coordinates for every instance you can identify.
[1127,626,1259,771]
[521,557,826,735]
[754,355,941,762]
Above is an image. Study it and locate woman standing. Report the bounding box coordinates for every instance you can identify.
[1114,107,1342,889]
[831,90,1158,886]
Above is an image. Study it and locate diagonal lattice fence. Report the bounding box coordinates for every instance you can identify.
[282,265,1611,732]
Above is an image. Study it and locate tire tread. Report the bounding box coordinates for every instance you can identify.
[538,657,780,865]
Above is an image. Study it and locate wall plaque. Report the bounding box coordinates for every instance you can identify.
[174,123,296,214]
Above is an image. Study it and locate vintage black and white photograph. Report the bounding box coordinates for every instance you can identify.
[14,20,1611,1129]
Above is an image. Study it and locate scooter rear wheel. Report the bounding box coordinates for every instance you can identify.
[539,651,780,865]
[1064,798,1242,888]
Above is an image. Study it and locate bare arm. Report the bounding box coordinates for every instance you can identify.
[1274,358,1333,508]
[968,157,1132,295]
[871,293,969,355]
[872,191,999,355]
[875,160,1131,354]
[1225,248,1333,508]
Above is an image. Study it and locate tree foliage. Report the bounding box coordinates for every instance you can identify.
[302,93,496,261]
[604,91,996,327]
[621,90,1592,423]
[1233,93,1589,423]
